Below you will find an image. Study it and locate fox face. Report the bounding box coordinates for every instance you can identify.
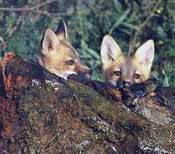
[38,22,89,79]
[101,35,154,86]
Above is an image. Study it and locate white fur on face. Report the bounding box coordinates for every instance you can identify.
[55,71,77,80]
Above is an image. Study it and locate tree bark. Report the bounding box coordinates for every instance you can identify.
[0,52,175,154]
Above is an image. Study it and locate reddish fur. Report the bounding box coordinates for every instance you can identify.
[101,35,154,85]
[38,27,89,79]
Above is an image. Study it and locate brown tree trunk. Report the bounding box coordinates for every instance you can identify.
[0,52,175,154]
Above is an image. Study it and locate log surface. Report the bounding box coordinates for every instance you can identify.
[0,52,175,154]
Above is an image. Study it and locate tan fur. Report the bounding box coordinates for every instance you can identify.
[101,35,154,85]
[38,24,89,79]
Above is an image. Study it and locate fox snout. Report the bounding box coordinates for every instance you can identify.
[76,64,92,78]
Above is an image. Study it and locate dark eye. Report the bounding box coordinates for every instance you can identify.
[66,59,74,65]
[133,73,140,79]
[113,70,121,76]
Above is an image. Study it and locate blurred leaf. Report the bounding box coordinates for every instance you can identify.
[162,74,169,87]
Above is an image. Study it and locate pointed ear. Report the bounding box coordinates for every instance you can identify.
[135,40,154,67]
[101,35,122,69]
[42,28,58,54]
[55,21,68,40]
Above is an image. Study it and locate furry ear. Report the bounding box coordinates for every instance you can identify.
[55,21,68,40]
[135,40,154,66]
[101,35,122,69]
[42,28,58,54]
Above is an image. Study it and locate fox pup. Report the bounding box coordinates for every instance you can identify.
[101,35,154,86]
[38,22,90,79]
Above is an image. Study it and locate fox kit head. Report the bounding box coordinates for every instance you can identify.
[101,35,154,86]
[38,22,89,79]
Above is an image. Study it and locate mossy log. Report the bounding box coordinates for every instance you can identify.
[0,52,175,154]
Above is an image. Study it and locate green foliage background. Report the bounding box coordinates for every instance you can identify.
[0,0,175,86]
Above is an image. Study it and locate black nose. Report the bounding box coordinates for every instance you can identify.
[88,69,93,75]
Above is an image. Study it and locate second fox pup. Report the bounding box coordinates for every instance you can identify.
[38,22,90,79]
[101,35,155,86]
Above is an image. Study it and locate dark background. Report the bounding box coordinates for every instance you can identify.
[0,0,174,86]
